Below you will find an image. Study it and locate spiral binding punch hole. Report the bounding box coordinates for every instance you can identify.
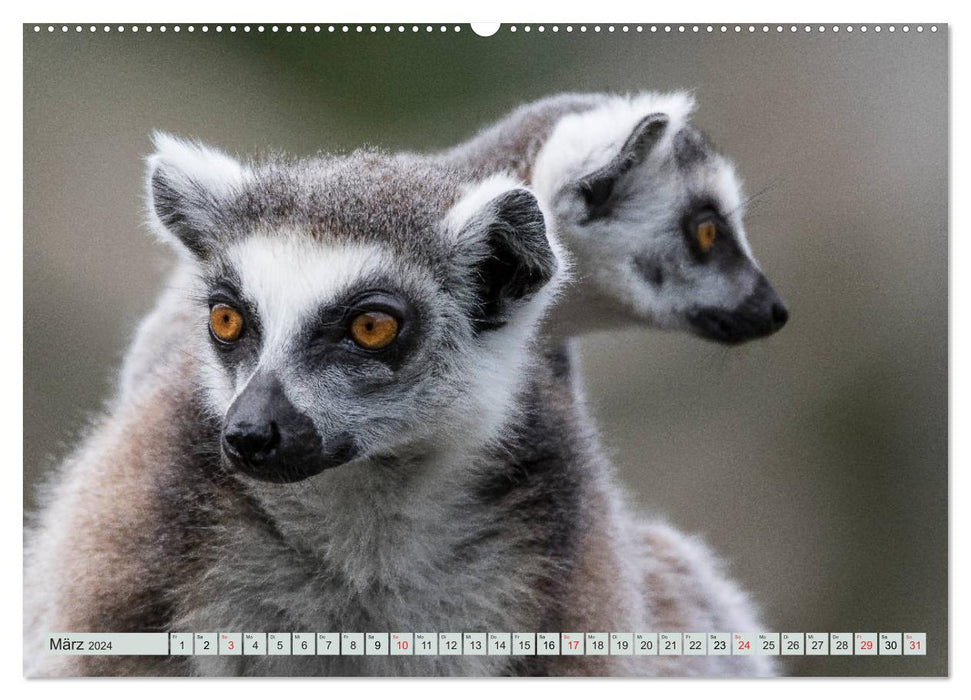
[30,24,941,35]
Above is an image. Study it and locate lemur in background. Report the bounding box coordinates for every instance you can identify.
[436,92,787,342]
[25,139,774,677]
[118,92,786,399]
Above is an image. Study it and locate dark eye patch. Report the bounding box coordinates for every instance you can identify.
[297,281,424,372]
[681,203,744,266]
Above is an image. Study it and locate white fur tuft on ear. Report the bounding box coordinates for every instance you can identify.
[445,174,571,295]
[531,91,697,203]
[442,174,572,344]
[629,90,696,126]
[147,131,249,198]
[144,133,250,257]
[444,173,525,238]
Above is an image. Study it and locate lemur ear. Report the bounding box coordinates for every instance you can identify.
[451,181,558,332]
[145,132,248,259]
[577,112,669,220]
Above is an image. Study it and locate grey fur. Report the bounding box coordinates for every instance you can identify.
[25,345,772,676]
[25,100,780,677]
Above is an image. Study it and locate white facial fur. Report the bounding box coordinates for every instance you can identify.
[178,171,565,477]
[197,235,392,414]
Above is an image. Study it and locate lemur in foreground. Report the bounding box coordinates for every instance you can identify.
[25,139,775,676]
[117,92,787,400]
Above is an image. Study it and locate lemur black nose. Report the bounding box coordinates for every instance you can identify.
[220,371,350,483]
[770,301,789,330]
[223,420,281,462]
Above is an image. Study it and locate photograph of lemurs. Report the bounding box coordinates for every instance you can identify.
[23,24,947,676]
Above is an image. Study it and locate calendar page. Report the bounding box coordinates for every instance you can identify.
[21,16,948,679]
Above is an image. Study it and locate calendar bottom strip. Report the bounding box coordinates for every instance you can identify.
[47,632,927,657]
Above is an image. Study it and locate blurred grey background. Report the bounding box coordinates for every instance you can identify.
[23,25,947,676]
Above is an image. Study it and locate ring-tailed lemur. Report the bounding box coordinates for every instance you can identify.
[24,137,774,677]
[435,92,788,342]
[98,100,784,674]
[117,92,787,401]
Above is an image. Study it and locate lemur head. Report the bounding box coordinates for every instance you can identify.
[146,135,561,483]
[532,92,788,344]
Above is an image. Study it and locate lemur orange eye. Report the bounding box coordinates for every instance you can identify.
[349,311,399,350]
[696,221,717,253]
[209,304,244,343]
